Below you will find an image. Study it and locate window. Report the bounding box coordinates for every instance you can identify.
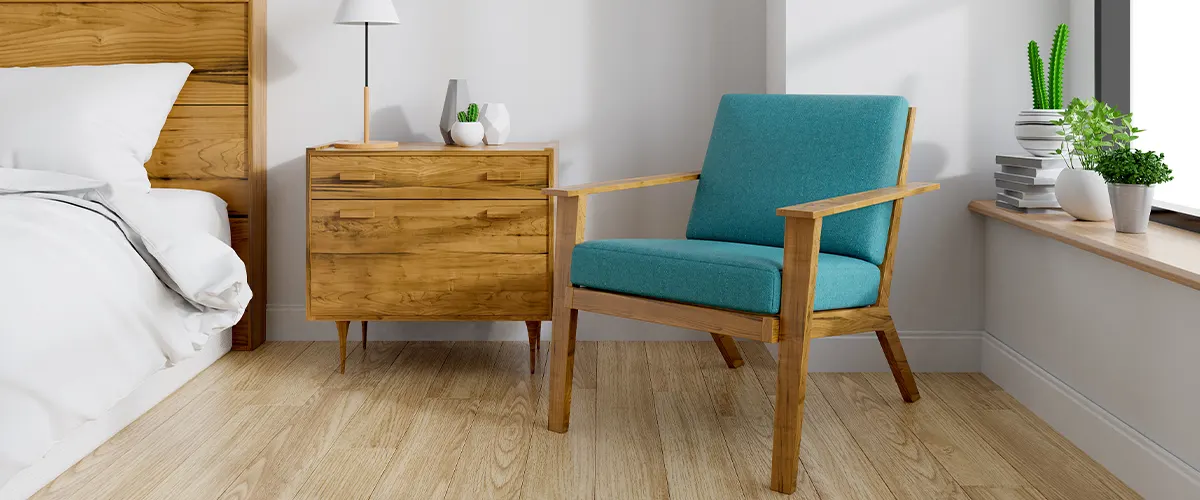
[1130,2,1199,216]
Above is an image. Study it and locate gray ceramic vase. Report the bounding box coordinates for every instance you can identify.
[440,79,471,145]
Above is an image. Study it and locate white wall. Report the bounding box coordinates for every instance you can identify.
[982,221,1200,498]
[779,0,1072,335]
[266,0,766,341]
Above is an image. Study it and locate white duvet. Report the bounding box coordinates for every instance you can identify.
[0,170,251,487]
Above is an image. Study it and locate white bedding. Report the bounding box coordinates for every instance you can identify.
[149,188,231,245]
[0,170,250,490]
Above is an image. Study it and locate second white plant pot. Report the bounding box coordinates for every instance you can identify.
[451,122,484,147]
[481,103,511,145]
[1055,169,1112,221]
[1015,109,1065,157]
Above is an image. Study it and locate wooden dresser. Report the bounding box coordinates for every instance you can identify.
[306,143,557,373]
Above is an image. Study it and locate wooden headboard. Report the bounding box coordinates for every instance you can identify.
[0,0,268,350]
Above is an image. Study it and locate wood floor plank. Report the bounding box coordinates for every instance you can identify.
[862,373,1028,488]
[920,373,1014,411]
[292,448,393,500]
[693,342,821,500]
[212,342,312,393]
[370,398,479,500]
[964,486,1049,500]
[321,341,408,392]
[336,342,452,449]
[596,342,670,500]
[144,404,298,500]
[86,390,259,500]
[813,373,966,500]
[444,343,544,500]
[739,341,779,401]
[523,342,595,500]
[250,341,344,405]
[957,409,1139,500]
[426,341,504,399]
[216,389,371,500]
[645,342,745,500]
[31,351,252,499]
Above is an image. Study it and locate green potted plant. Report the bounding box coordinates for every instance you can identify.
[1015,24,1069,157]
[1093,148,1173,233]
[450,103,484,147]
[1051,97,1140,221]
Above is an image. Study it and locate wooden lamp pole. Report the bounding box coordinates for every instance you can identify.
[333,0,399,149]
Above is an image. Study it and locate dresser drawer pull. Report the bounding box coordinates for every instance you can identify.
[338,209,376,219]
[484,171,522,181]
[338,172,377,182]
[483,208,525,220]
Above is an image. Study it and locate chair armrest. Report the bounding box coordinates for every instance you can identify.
[542,171,700,197]
[776,182,939,219]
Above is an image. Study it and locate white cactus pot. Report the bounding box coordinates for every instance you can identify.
[481,103,511,145]
[1015,109,1065,157]
[451,122,484,147]
[1055,169,1112,221]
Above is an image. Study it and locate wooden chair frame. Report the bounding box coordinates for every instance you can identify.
[542,108,939,494]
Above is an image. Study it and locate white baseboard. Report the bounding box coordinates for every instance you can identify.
[982,333,1200,500]
[267,305,981,372]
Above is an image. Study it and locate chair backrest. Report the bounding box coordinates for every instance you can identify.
[686,94,911,265]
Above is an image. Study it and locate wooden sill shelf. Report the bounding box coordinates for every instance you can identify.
[969,200,1200,292]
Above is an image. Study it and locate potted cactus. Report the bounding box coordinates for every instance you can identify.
[451,103,484,147]
[1015,24,1069,157]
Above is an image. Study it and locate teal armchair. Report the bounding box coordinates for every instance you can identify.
[542,94,938,494]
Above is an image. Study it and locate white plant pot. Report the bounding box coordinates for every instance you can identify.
[451,122,484,147]
[1109,183,1155,234]
[481,103,511,145]
[1015,109,1065,157]
[1054,169,1112,221]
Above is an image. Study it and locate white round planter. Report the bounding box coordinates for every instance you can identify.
[451,122,484,147]
[1015,109,1065,157]
[1055,169,1112,221]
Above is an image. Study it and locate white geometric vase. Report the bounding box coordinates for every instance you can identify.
[481,103,511,145]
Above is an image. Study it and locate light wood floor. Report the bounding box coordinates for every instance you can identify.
[33,341,1140,500]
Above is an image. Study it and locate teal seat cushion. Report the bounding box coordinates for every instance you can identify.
[686,94,910,265]
[570,239,880,314]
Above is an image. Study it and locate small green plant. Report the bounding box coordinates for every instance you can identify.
[1027,24,1069,109]
[1093,149,1173,186]
[1053,97,1142,170]
[457,103,479,123]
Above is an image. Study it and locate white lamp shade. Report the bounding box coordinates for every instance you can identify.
[335,0,399,25]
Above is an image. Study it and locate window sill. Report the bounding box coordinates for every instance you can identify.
[969,200,1200,292]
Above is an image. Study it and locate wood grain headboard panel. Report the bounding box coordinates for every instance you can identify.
[0,0,268,350]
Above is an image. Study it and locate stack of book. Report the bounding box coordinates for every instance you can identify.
[994,154,1064,213]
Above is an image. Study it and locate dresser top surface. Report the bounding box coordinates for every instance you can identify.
[309,142,556,155]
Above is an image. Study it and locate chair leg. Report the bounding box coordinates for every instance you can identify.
[710,332,744,368]
[876,318,920,402]
[770,331,813,494]
[548,309,579,433]
[525,320,542,374]
[335,321,350,374]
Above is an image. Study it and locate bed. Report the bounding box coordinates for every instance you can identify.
[0,1,266,498]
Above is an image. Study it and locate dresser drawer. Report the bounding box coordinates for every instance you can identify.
[310,199,549,254]
[308,253,551,319]
[309,154,549,199]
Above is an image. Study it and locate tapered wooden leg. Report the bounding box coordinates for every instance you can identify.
[525,321,542,374]
[335,321,350,374]
[876,317,920,402]
[710,332,744,368]
[548,309,578,432]
[361,321,368,349]
[771,216,822,494]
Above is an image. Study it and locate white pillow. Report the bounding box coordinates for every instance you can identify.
[0,63,193,192]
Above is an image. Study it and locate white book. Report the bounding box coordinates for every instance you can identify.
[997,192,1060,208]
[995,179,1055,194]
[995,171,1057,186]
[1001,189,1057,202]
[1001,165,1063,178]
[996,154,1067,169]
[996,200,1058,214]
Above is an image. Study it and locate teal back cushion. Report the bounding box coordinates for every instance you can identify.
[686,94,910,265]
